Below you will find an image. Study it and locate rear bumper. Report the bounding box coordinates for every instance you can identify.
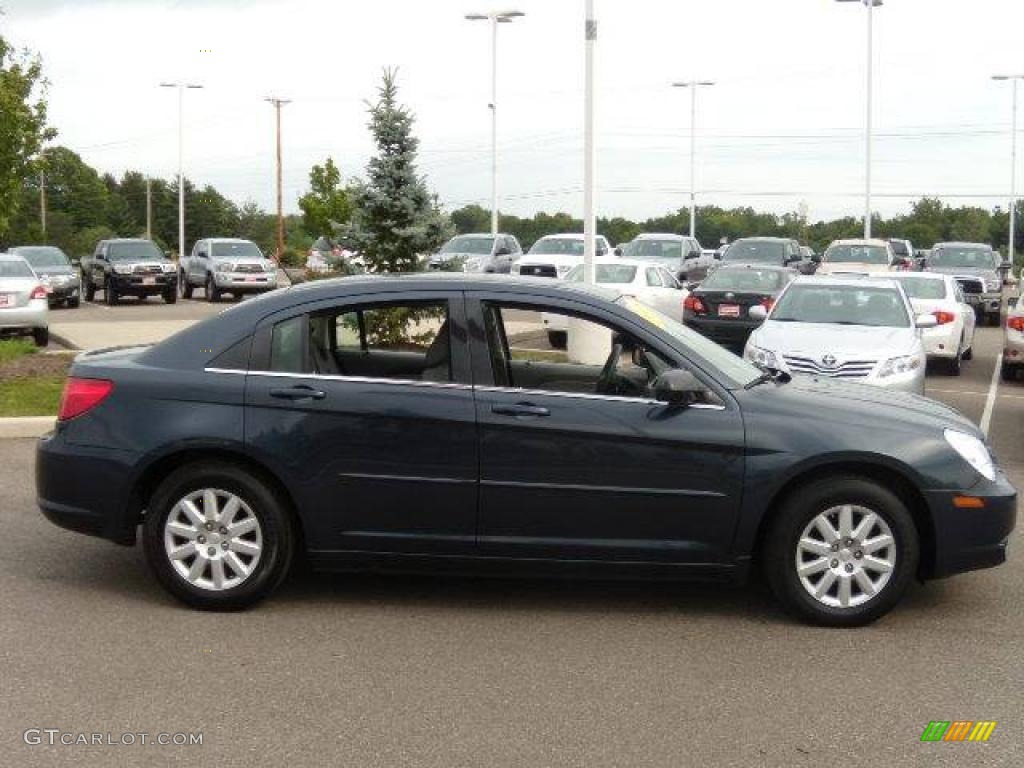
[684,316,759,351]
[36,429,139,545]
[924,475,1017,578]
[921,325,961,358]
[966,292,1002,314]
[0,300,48,330]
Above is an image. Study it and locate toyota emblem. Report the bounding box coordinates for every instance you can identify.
[821,354,838,368]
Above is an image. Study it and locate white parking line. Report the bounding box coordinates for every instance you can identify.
[980,353,1003,436]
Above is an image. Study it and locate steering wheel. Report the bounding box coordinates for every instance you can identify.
[596,343,623,395]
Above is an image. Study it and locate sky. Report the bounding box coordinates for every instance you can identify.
[3,0,1024,226]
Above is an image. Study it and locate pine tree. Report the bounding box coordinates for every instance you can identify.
[346,68,452,273]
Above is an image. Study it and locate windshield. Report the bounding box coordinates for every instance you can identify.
[930,246,998,269]
[529,237,585,255]
[565,264,637,284]
[440,236,494,255]
[771,284,910,327]
[12,246,69,267]
[889,275,947,300]
[617,296,761,387]
[700,267,785,293]
[620,239,682,260]
[0,259,35,278]
[723,240,785,263]
[212,241,263,259]
[107,241,163,261]
[889,241,910,257]
[823,244,890,264]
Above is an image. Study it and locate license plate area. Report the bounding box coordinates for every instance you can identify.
[0,294,11,307]
[142,277,156,285]
[718,304,740,318]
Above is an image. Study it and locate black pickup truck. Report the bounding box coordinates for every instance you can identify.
[80,239,178,305]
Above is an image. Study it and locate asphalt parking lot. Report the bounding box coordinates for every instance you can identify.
[0,313,1020,767]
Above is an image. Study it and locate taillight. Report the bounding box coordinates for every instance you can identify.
[30,285,48,300]
[760,297,775,311]
[1009,316,1024,332]
[58,378,114,421]
[932,310,956,326]
[683,295,707,314]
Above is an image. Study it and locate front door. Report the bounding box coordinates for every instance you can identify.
[244,291,479,557]
[468,296,746,565]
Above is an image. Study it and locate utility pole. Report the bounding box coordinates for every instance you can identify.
[992,75,1024,266]
[160,82,204,259]
[146,177,153,240]
[583,0,596,285]
[39,167,46,241]
[266,97,291,260]
[671,80,715,240]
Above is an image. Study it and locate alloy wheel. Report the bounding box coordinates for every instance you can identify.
[163,488,263,591]
[794,504,896,609]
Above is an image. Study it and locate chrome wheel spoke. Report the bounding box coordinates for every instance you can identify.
[863,534,894,554]
[853,569,876,597]
[210,558,226,590]
[219,496,241,528]
[798,557,830,577]
[862,555,893,574]
[837,575,852,607]
[851,512,877,542]
[837,505,853,539]
[224,551,250,579]
[166,521,198,540]
[799,537,833,557]
[202,489,219,521]
[229,539,261,558]
[813,516,839,543]
[814,570,837,599]
[228,518,258,537]
[168,541,197,561]
[179,499,205,528]
[187,555,207,582]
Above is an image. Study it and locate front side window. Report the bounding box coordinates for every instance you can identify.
[723,240,785,263]
[621,239,683,260]
[13,246,69,268]
[564,264,638,284]
[529,238,585,256]
[108,241,163,261]
[269,301,452,382]
[440,236,494,255]
[771,284,910,328]
[891,276,947,300]
[0,259,34,278]
[646,268,664,287]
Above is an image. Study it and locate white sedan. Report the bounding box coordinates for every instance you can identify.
[542,258,686,348]
[874,272,976,375]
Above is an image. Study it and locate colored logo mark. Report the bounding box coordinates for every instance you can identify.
[920,721,996,742]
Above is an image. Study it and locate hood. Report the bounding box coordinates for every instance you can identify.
[430,252,482,263]
[752,321,917,358]
[816,263,887,275]
[34,265,75,277]
[518,253,583,268]
[926,265,998,279]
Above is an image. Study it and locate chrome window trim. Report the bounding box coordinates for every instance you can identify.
[204,367,725,409]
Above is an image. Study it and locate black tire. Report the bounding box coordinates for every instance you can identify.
[962,345,973,361]
[32,327,49,348]
[547,330,567,350]
[68,297,80,309]
[179,271,194,299]
[163,287,177,304]
[1002,362,1020,382]
[988,312,1001,327]
[763,475,918,627]
[104,278,118,305]
[143,461,294,610]
[206,274,220,303]
[946,347,962,376]
[83,273,95,302]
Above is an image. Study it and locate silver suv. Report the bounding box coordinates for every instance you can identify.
[924,242,1004,326]
[179,238,279,302]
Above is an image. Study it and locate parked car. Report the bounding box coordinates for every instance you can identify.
[816,239,896,276]
[718,237,811,274]
[1002,296,1023,382]
[924,242,1004,326]
[542,258,686,347]
[799,245,816,262]
[37,274,1016,626]
[744,275,934,394]
[307,236,364,274]
[513,233,611,278]
[80,238,177,305]
[179,238,279,302]
[429,233,523,274]
[886,238,915,270]
[617,233,705,281]
[683,264,798,353]
[913,248,931,270]
[0,253,49,346]
[8,245,81,308]
[877,272,975,375]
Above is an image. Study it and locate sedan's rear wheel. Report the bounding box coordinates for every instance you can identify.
[143,462,293,609]
[764,475,918,627]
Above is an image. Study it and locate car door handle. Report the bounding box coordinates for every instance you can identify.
[491,403,550,418]
[269,385,326,401]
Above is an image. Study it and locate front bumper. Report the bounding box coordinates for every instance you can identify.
[43,278,80,301]
[110,272,176,295]
[925,473,1017,578]
[36,429,138,545]
[0,299,48,331]
[213,272,277,293]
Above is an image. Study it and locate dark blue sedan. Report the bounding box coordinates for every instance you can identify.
[36,275,1016,625]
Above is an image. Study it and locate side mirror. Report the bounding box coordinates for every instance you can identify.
[70,258,81,267]
[811,253,822,263]
[915,313,938,329]
[713,251,723,260]
[613,246,622,257]
[748,304,769,322]
[494,245,511,257]
[652,369,704,407]
[683,280,700,291]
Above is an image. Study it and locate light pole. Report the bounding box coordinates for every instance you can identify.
[465,9,524,236]
[160,82,203,261]
[265,97,292,260]
[671,80,715,240]
[993,75,1024,267]
[836,0,882,239]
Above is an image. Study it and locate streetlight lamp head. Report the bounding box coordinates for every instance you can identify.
[496,10,525,18]
[464,13,488,20]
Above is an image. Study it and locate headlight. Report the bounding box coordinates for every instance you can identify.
[944,429,996,481]
[215,262,233,273]
[160,263,176,273]
[745,345,779,368]
[263,259,277,272]
[877,354,922,378]
[511,264,521,275]
[112,265,133,275]
[985,278,1001,291]
[556,264,572,275]
[462,258,482,272]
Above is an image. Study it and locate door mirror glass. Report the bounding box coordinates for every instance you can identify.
[748,304,769,321]
[652,369,704,407]
[915,313,938,329]
[494,245,511,257]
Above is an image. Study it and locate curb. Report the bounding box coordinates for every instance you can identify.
[0,416,55,440]
[48,330,80,352]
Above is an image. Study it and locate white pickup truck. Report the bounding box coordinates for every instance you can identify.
[178,238,279,302]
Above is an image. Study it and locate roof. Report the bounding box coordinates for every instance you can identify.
[634,233,685,241]
[731,236,793,243]
[102,238,158,244]
[793,274,900,289]
[869,270,946,281]
[0,252,27,261]
[535,233,606,241]
[202,237,258,244]
[710,262,795,273]
[450,233,500,238]
[828,238,890,247]
[932,241,993,249]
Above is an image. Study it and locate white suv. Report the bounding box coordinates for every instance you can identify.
[179,238,279,302]
[513,234,613,278]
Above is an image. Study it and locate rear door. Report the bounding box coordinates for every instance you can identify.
[243,290,479,557]
[467,294,746,565]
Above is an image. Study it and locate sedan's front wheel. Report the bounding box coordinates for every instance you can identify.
[764,475,918,627]
[143,462,294,609]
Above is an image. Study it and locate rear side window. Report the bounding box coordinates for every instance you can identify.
[0,260,34,278]
[270,316,305,373]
